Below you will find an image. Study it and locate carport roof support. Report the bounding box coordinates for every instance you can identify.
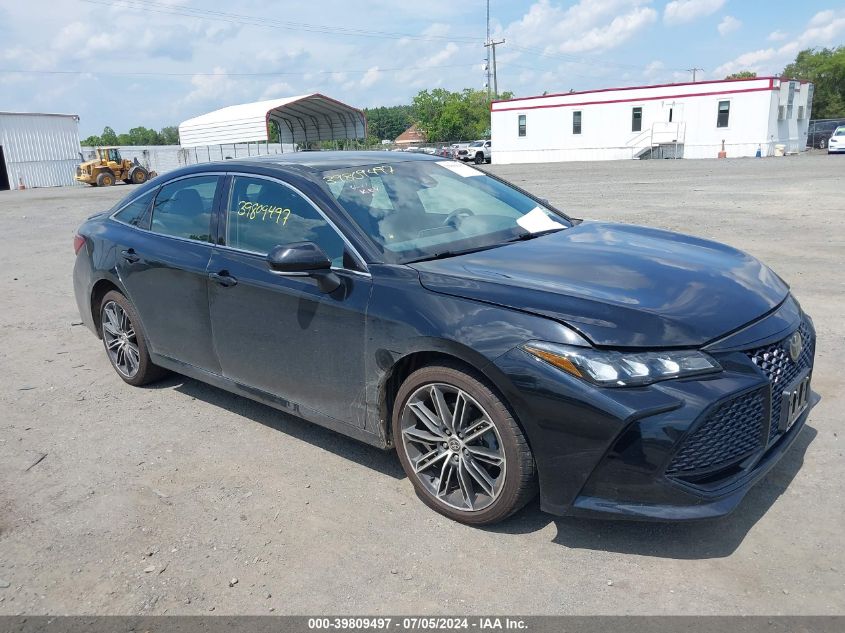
[178,94,367,148]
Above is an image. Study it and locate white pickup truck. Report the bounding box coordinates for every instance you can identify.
[456,140,491,164]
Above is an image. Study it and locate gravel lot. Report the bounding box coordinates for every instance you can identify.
[0,154,843,615]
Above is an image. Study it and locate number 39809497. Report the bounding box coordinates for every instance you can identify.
[237,200,291,225]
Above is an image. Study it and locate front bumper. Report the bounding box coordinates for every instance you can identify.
[493,308,817,521]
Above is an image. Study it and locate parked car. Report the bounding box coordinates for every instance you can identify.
[807,119,845,149]
[448,142,469,159]
[458,140,491,164]
[827,125,845,154]
[73,151,816,526]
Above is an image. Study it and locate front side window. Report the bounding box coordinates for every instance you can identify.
[573,111,582,134]
[717,100,730,128]
[632,107,642,132]
[150,175,218,242]
[321,161,571,264]
[107,149,120,162]
[518,114,526,137]
[113,189,156,228]
[226,176,346,267]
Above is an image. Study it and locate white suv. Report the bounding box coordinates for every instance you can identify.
[458,140,491,164]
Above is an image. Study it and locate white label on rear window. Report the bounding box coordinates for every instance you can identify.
[436,161,483,177]
[517,207,565,233]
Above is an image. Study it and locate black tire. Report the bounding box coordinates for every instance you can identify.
[96,171,115,187]
[474,152,484,165]
[99,290,167,386]
[392,363,536,525]
[130,166,148,184]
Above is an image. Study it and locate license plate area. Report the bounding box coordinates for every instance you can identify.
[779,369,811,433]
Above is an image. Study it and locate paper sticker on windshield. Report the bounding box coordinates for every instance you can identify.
[436,161,483,177]
[517,207,565,234]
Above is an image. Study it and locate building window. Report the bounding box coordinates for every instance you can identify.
[717,100,730,127]
[518,114,526,137]
[631,107,642,132]
[573,111,582,134]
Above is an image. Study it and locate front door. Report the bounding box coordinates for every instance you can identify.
[207,174,371,426]
[116,174,223,373]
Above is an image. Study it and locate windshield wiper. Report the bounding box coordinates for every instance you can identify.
[501,227,566,243]
[404,244,501,264]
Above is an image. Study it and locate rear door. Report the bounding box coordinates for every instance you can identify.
[115,173,224,373]
[206,173,371,426]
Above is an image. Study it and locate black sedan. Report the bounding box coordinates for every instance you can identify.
[72,152,816,525]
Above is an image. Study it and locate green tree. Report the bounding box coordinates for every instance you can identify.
[81,134,102,146]
[725,71,757,79]
[159,126,180,145]
[783,47,845,118]
[364,105,414,140]
[411,88,507,142]
[100,126,118,145]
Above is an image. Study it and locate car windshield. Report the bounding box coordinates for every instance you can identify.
[320,160,570,263]
[834,128,845,136]
[469,141,484,147]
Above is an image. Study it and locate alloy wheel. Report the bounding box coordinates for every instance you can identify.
[101,300,141,378]
[399,383,506,511]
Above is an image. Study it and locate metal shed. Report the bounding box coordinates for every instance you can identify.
[0,112,82,190]
[178,94,367,149]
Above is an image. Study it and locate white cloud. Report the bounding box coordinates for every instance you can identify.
[504,0,657,56]
[644,60,665,76]
[713,9,845,78]
[718,15,741,36]
[181,67,239,106]
[360,66,381,88]
[664,0,726,25]
[767,30,788,41]
[419,42,459,68]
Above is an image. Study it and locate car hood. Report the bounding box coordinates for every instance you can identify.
[409,221,789,348]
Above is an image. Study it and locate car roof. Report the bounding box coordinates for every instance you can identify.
[215,150,441,172]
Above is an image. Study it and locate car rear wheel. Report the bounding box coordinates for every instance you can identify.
[393,364,536,525]
[474,152,484,164]
[99,290,167,386]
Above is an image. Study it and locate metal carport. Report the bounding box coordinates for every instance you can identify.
[178,94,367,150]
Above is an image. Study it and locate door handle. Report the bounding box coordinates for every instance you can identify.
[209,271,238,287]
[121,249,140,263]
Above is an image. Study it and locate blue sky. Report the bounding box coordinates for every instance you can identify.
[1,0,843,137]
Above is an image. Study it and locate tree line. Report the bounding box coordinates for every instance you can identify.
[80,46,845,148]
[81,125,180,147]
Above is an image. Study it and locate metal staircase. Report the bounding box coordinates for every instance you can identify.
[627,122,686,159]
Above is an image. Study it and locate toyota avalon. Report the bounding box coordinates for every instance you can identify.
[72,152,816,525]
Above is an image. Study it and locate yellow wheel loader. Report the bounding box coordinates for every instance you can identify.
[75,147,156,187]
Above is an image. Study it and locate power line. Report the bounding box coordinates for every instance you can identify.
[687,67,705,82]
[81,0,480,43]
[0,62,480,78]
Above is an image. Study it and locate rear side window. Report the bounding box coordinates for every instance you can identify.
[226,176,346,267]
[150,176,218,242]
[113,189,156,228]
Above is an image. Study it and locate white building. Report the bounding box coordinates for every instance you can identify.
[0,112,82,190]
[491,77,813,164]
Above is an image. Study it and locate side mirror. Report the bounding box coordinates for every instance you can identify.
[266,242,341,293]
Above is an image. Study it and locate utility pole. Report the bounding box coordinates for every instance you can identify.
[485,0,491,100]
[485,39,505,99]
[687,67,704,82]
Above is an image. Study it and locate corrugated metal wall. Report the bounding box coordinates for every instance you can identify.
[0,113,81,188]
[81,143,292,178]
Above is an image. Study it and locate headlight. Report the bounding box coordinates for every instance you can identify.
[521,341,721,387]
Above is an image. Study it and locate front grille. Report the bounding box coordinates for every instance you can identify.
[666,387,767,476]
[745,318,815,442]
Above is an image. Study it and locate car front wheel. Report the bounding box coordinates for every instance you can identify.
[393,364,536,525]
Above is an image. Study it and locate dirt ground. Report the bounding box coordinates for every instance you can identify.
[0,154,842,615]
